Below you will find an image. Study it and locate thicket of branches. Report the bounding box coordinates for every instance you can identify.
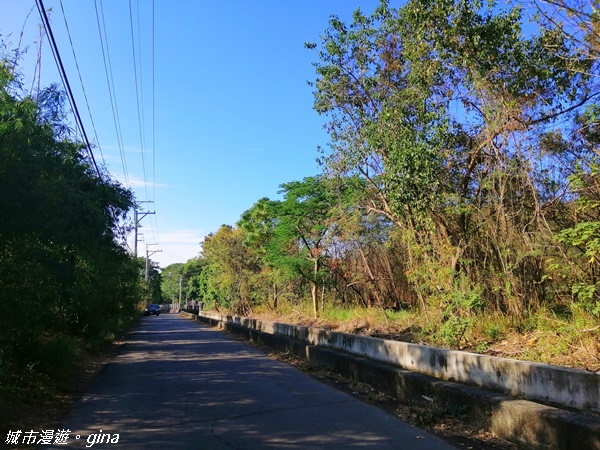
[0,56,143,398]
[180,0,600,344]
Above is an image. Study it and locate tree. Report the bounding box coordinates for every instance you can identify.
[0,56,140,385]
[307,0,596,318]
[183,258,205,302]
[526,0,600,318]
[238,197,292,310]
[267,176,346,317]
[161,263,184,303]
[200,225,262,315]
[553,105,600,315]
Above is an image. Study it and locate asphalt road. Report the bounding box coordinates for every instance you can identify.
[49,313,456,449]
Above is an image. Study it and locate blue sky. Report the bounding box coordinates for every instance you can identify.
[0,0,385,268]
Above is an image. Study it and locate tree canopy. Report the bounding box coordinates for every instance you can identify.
[0,57,143,394]
[188,0,600,349]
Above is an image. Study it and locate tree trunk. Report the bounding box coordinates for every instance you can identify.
[311,258,319,318]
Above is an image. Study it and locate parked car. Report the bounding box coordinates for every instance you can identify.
[144,304,161,316]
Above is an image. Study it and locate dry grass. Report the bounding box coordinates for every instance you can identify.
[247,303,600,372]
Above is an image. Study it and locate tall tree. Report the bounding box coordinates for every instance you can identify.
[183,258,205,303]
[268,176,347,317]
[238,197,290,310]
[200,225,262,315]
[0,58,140,384]
[161,263,185,303]
[307,0,596,316]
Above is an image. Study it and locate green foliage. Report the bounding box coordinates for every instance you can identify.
[160,263,185,302]
[571,283,600,316]
[321,306,355,322]
[475,342,490,353]
[553,145,600,315]
[437,316,472,348]
[198,225,264,314]
[238,197,278,254]
[268,176,363,316]
[268,176,333,274]
[483,322,503,342]
[306,0,598,319]
[182,258,205,301]
[174,0,600,365]
[0,57,141,400]
[448,289,486,314]
[196,263,229,309]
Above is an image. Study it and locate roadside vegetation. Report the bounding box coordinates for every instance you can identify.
[163,0,600,372]
[0,52,152,430]
[2,0,599,433]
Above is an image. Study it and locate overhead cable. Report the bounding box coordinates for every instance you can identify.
[58,0,105,164]
[93,0,131,189]
[128,0,150,202]
[35,0,101,178]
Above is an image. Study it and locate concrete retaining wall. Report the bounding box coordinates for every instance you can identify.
[183,311,600,450]
[305,345,600,450]
[197,310,600,415]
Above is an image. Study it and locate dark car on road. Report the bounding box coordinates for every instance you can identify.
[144,304,161,316]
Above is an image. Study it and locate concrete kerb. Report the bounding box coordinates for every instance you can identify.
[181,311,600,450]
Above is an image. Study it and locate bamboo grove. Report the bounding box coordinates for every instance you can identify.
[0,55,144,396]
[166,0,600,343]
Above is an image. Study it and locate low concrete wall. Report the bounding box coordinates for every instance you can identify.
[306,345,600,450]
[183,311,600,450]
[197,310,600,415]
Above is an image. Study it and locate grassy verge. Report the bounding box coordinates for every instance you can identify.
[246,302,600,372]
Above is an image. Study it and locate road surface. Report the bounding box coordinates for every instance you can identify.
[49,313,456,449]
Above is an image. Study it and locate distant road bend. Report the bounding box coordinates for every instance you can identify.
[52,313,456,449]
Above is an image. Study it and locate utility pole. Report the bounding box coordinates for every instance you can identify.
[145,243,162,282]
[178,275,183,311]
[134,201,155,257]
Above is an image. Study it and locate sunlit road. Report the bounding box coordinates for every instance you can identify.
[50,313,456,449]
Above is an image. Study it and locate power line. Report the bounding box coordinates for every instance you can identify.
[37,0,161,256]
[35,0,101,178]
[58,0,105,164]
[135,0,147,156]
[129,0,161,252]
[152,0,156,204]
[128,0,150,201]
[151,0,162,250]
[94,0,130,189]
[30,12,44,96]
[36,0,136,249]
